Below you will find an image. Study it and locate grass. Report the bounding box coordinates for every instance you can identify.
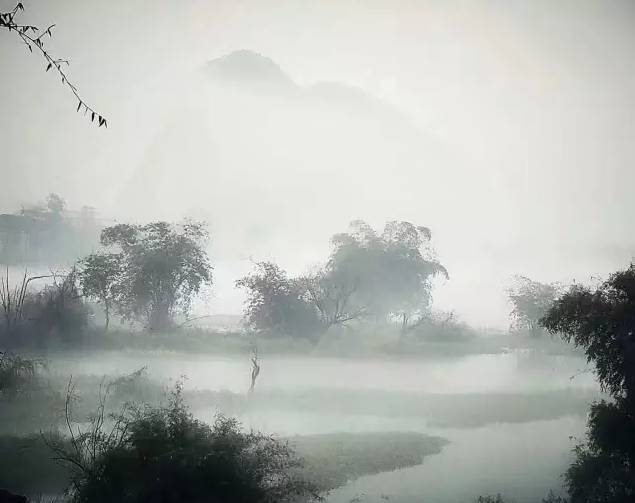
[292,431,447,491]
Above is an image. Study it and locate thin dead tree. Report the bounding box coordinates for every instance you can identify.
[249,345,260,394]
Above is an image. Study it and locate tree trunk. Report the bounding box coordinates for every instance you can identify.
[148,304,172,332]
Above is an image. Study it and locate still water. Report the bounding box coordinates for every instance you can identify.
[48,350,596,502]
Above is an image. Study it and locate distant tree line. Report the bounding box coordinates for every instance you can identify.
[0,193,100,265]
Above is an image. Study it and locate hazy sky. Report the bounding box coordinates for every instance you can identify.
[2,0,635,327]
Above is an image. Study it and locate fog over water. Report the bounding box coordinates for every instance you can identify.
[43,350,595,502]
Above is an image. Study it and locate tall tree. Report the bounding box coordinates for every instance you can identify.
[78,252,122,330]
[99,221,212,331]
[542,265,635,502]
[326,220,447,331]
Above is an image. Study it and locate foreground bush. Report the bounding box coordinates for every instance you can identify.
[51,385,320,503]
[541,265,635,502]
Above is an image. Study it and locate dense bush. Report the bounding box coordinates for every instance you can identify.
[0,269,90,348]
[52,386,320,503]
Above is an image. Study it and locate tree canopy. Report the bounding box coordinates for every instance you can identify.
[78,252,123,330]
[236,262,322,339]
[95,221,212,330]
[325,220,447,328]
[542,265,635,502]
[237,220,447,339]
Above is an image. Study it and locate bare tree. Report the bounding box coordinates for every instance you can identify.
[302,273,365,329]
[0,2,107,126]
[249,345,260,394]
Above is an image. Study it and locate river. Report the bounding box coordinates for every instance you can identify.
[46,349,597,502]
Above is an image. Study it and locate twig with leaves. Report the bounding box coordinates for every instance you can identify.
[0,2,107,126]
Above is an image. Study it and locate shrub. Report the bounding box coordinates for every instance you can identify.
[0,352,38,398]
[0,269,90,348]
[50,384,320,503]
[0,352,63,435]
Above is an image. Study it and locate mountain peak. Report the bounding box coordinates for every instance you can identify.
[206,50,295,89]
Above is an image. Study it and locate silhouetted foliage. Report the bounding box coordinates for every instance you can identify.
[0,3,106,125]
[50,384,320,503]
[97,221,212,330]
[508,276,560,336]
[542,264,635,502]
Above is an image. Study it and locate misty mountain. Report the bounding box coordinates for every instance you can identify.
[205,50,412,123]
[205,50,297,93]
[121,50,465,254]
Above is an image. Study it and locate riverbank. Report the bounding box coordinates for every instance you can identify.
[0,431,447,499]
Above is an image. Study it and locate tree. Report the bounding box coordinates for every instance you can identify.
[49,384,319,503]
[508,275,560,336]
[98,221,212,331]
[46,193,66,214]
[237,221,447,339]
[301,270,363,330]
[541,265,635,502]
[1,2,106,126]
[326,220,447,332]
[78,253,122,330]
[236,262,321,339]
